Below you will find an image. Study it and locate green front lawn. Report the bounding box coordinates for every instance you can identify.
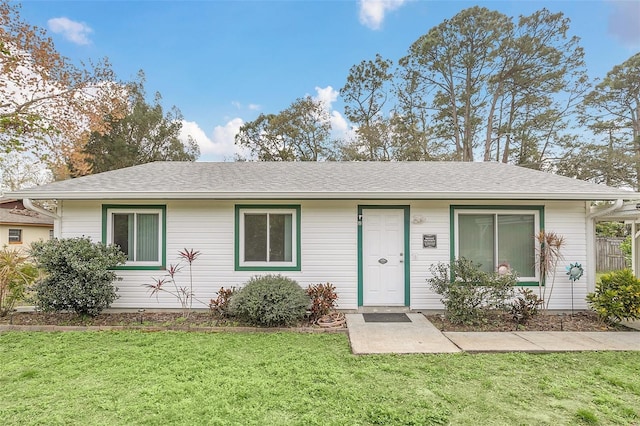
[1,331,639,425]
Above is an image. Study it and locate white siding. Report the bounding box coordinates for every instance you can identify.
[58,199,590,311]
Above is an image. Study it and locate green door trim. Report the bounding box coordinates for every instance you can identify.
[357,205,410,307]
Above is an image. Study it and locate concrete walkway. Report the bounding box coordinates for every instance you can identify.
[346,313,461,354]
[346,314,640,355]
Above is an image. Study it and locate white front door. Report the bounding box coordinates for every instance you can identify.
[362,209,405,306]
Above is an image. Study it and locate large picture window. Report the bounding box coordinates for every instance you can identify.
[452,206,542,283]
[103,205,166,269]
[235,205,300,271]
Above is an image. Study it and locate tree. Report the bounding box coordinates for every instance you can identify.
[561,53,640,189]
[83,73,199,173]
[395,7,587,164]
[339,54,396,160]
[235,96,333,161]
[0,0,124,166]
[0,151,51,192]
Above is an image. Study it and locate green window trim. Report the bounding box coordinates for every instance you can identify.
[357,205,411,307]
[102,204,167,270]
[450,205,544,286]
[234,204,301,271]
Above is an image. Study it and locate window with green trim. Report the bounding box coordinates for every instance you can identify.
[453,208,540,282]
[104,206,165,267]
[235,205,300,271]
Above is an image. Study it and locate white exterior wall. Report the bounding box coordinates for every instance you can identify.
[59,199,589,311]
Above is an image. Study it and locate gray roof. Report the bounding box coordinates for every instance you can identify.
[6,161,638,201]
[0,206,54,226]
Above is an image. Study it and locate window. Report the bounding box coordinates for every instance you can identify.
[102,205,166,269]
[235,205,300,271]
[8,229,22,244]
[452,206,542,283]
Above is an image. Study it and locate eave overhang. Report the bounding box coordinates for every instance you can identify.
[7,190,639,201]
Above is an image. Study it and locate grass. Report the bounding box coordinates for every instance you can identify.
[1,332,640,425]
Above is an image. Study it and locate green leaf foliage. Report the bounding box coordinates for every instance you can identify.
[83,71,199,173]
[587,269,640,323]
[428,257,517,324]
[229,274,310,327]
[235,96,333,161]
[0,248,38,316]
[31,237,126,316]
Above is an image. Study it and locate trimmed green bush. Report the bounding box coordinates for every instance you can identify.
[587,269,640,323]
[230,274,309,326]
[31,237,126,316]
[428,257,517,324]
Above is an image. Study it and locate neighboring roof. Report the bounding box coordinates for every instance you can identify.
[6,161,639,201]
[0,199,54,226]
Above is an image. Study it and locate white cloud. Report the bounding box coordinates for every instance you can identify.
[180,118,245,161]
[358,0,407,30]
[607,0,640,48]
[313,85,356,142]
[314,85,339,108]
[47,17,93,45]
[248,103,261,111]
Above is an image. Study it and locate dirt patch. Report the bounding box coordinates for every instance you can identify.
[0,311,338,329]
[425,311,636,332]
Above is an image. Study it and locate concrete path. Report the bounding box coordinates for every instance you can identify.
[444,331,640,353]
[345,313,461,354]
[346,314,640,355]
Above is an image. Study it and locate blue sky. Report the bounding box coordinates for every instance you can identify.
[18,0,640,161]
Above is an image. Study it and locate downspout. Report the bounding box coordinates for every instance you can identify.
[585,199,624,294]
[23,198,61,238]
[586,199,624,220]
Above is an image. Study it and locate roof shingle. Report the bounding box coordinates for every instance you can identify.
[7,161,638,201]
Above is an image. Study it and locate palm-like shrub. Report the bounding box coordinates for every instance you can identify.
[0,248,38,316]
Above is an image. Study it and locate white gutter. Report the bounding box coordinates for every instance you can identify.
[23,198,61,238]
[7,191,638,201]
[22,198,60,220]
[587,199,624,219]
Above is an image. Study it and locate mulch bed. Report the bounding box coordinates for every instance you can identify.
[425,311,636,332]
[1,310,634,332]
[0,311,343,330]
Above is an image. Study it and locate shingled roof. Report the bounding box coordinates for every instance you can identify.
[6,161,638,201]
[0,199,54,226]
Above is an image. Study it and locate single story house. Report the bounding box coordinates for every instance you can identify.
[7,161,640,311]
[0,198,53,251]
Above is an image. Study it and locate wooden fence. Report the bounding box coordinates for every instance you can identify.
[596,237,627,272]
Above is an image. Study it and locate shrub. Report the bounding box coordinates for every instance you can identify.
[0,248,38,316]
[307,282,338,323]
[209,286,236,320]
[587,269,640,323]
[31,237,126,316]
[428,257,516,324]
[510,288,542,325]
[620,236,632,268]
[230,274,309,327]
[145,249,203,318]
